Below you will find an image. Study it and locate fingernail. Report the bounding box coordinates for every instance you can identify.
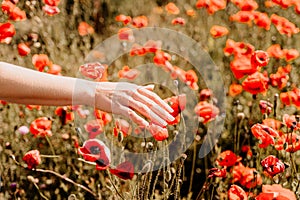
[167,114,175,122]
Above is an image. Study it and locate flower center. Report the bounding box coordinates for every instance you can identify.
[90,146,101,154]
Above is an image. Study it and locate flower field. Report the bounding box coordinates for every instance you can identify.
[0,0,300,199]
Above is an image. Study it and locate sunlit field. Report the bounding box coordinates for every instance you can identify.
[0,0,300,199]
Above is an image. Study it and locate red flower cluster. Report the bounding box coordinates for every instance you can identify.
[78,139,111,170]
[109,161,134,180]
[147,123,169,141]
[231,0,258,11]
[118,27,134,41]
[255,184,297,200]
[280,87,300,108]
[171,17,186,26]
[32,54,62,75]
[165,2,180,15]
[30,117,52,137]
[208,167,227,178]
[195,0,227,15]
[130,40,162,56]
[78,22,94,36]
[270,65,291,89]
[261,155,285,177]
[23,150,41,169]
[115,14,132,25]
[251,123,279,148]
[54,106,74,125]
[267,44,299,61]
[270,14,299,37]
[1,0,26,21]
[233,162,262,189]
[118,65,140,80]
[259,100,273,115]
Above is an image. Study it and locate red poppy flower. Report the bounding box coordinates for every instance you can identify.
[132,15,148,28]
[78,139,111,170]
[118,65,140,80]
[231,0,258,11]
[130,43,146,56]
[0,22,15,44]
[284,48,299,62]
[216,150,241,167]
[253,12,271,30]
[23,150,41,169]
[44,0,60,6]
[164,94,186,125]
[17,43,30,56]
[195,0,208,9]
[1,0,15,14]
[270,0,294,9]
[165,2,180,15]
[47,64,62,75]
[208,168,227,178]
[223,39,255,57]
[230,11,255,25]
[0,100,7,105]
[242,72,269,95]
[228,185,247,200]
[251,123,279,148]
[54,106,74,125]
[229,83,243,97]
[282,114,300,129]
[94,109,112,125]
[186,9,196,17]
[84,119,104,139]
[118,27,134,41]
[143,40,162,54]
[210,25,229,38]
[251,50,269,68]
[109,161,134,180]
[171,17,185,26]
[78,21,94,36]
[199,89,213,101]
[8,6,26,21]
[30,117,52,137]
[261,155,285,177]
[79,62,105,80]
[113,119,132,137]
[267,44,285,59]
[230,56,256,79]
[26,105,42,110]
[280,91,293,106]
[153,51,171,66]
[233,162,263,189]
[255,184,297,200]
[262,118,282,130]
[241,145,253,157]
[147,123,169,141]
[271,14,299,37]
[270,65,291,89]
[185,70,199,90]
[259,100,273,115]
[115,14,131,25]
[275,133,300,153]
[289,87,300,108]
[32,54,51,72]
[194,101,219,124]
[207,0,227,15]
[42,4,60,16]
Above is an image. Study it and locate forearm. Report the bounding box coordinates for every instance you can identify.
[0,62,95,106]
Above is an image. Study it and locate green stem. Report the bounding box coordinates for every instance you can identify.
[45,136,55,155]
[107,169,124,200]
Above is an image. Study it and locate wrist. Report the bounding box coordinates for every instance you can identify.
[72,79,96,107]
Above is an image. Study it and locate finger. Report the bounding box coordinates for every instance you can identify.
[137,87,174,113]
[119,96,169,127]
[131,91,175,123]
[117,104,149,127]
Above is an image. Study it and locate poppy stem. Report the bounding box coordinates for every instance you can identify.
[188,140,197,194]
[45,136,55,155]
[30,179,49,200]
[40,155,60,158]
[107,169,124,200]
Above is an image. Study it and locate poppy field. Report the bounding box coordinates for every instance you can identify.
[1,0,300,199]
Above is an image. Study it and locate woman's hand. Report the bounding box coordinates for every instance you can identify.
[94,82,175,127]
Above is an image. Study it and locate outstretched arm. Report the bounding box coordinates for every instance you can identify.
[0,62,174,127]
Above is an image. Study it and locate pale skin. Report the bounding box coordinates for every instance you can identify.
[0,62,175,127]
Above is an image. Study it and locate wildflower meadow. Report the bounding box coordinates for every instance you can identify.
[0,0,300,199]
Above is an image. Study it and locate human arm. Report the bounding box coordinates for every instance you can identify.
[0,62,174,127]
